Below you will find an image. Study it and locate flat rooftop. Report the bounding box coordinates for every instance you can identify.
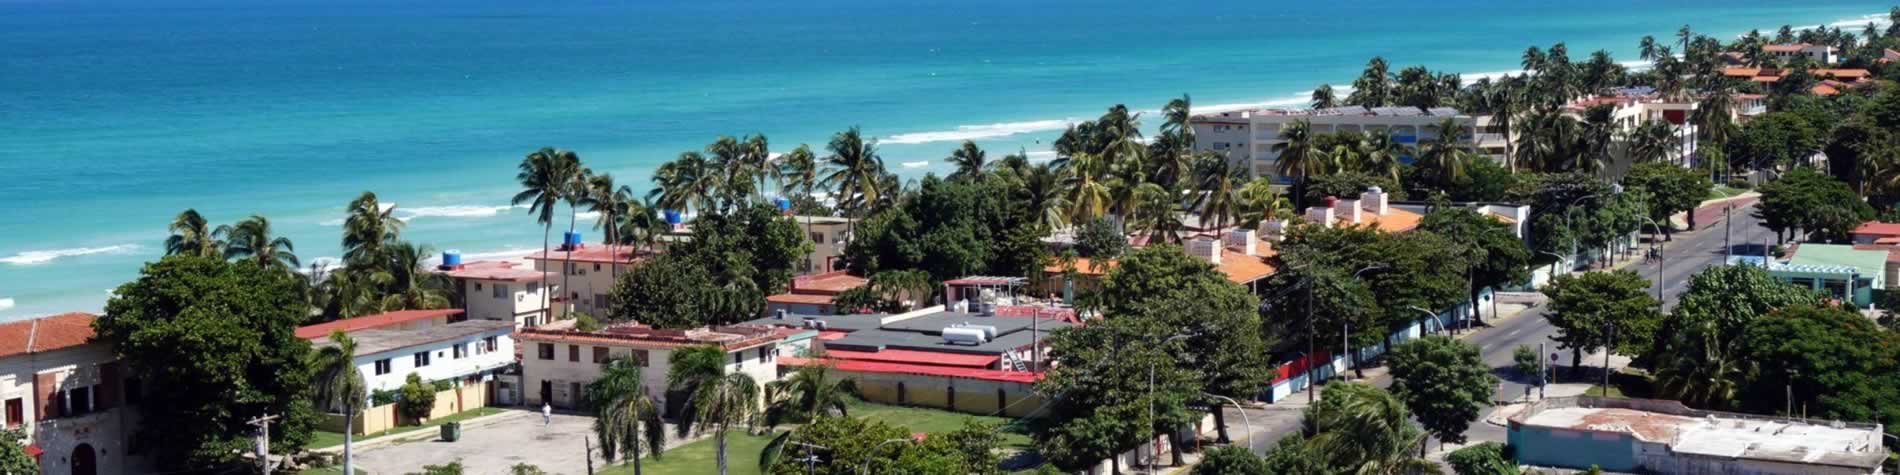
[1515,397,1886,469]
[746,309,1075,356]
[318,319,515,357]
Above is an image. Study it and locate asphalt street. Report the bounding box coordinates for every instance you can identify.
[1225,201,1777,454]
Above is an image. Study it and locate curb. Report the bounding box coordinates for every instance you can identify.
[309,407,531,454]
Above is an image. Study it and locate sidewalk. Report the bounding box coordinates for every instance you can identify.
[1263,301,1542,409]
[1678,193,1759,231]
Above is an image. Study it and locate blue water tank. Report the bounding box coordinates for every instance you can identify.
[775,197,792,211]
[563,231,583,247]
[441,250,462,268]
[664,209,683,225]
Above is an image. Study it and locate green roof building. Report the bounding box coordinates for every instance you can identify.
[1769,244,1887,307]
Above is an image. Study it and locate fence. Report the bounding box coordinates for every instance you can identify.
[320,382,492,435]
[1261,294,1488,403]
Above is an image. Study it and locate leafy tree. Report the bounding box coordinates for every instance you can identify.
[574,312,603,332]
[1261,433,1329,475]
[1446,442,1517,475]
[1304,170,1404,206]
[1387,336,1499,450]
[1420,206,1532,325]
[0,428,39,475]
[1032,311,1200,472]
[608,255,720,329]
[1073,217,1129,259]
[397,373,437,423]
[1753,168,1874,243]
[844,176,1033,281]
[1649,265,1820,408]
[935,419,1005,475]
[1513,345,1541,380]
[669,345,761,475]
[1541,271,1661,376]
[1192,446,1269,475]
[1730,305,1900,425]
[759,415,982,475]
[1260,264,1381,377]
[680,203,812,295]
[1622,162,1713,240]
[96,256,318,470]
[1730,112,1821,174]
[586,356,666,469]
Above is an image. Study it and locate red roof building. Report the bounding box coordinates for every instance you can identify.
[1853,222,1900,244]
[0,312,97,358]
[294,308,465,340]
[765,271,869,316]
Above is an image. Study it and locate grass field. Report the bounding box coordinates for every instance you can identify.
[308,407,506,450]
[598,399,1034,474]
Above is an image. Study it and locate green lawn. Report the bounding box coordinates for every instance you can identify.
[309,407,507,450]
[598,400,1033,474]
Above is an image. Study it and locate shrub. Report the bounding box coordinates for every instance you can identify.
[1446,441,1517,475]
[573,312,603,332]
[1726,177,1752,190]
[370,389,401,407]
[1073,217,1128,259]
[1192,446,1269,475]
[432,379,454,392]
[1513,345,1541,380]
[509,463,547,475]
[408,461,464,475]
[397,373,438,424]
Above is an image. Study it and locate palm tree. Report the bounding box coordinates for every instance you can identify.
[668,346,761,475]
[1062,152,1114,222]
[1308,383,1439,473]
[706,136,750,210]
[562,165,595,312]
[1017,163,1071,232]
[342,192,401,267]
[1271,119,1326,209]
[819,127,886,218]
[1358,130,1409,182]
[311,331,366,475]
[165,208,222,258]
[1628,119,1677,165]
[1311,84,1338,109]
[946,140,988,181]
[587,356,667,473]
[776,144,819,200]
[216,214,298,272]
[1653,327,1742,409]
[1693,91,1736,155]
[588,173,636,281]
[1189,153,1246,232]
[617,197,665,255]
[761,363,853,429]
[651,151,718,214]
[1236,177,1291,229]
[741,134,772,203]
[379,241,451,311]
[1639,35,1659,61]
[319,265,385,321]
[514,147,580,316]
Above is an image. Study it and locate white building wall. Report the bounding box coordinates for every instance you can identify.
[1194,112,1476,182]
[0,344,145,475]
[520,340,780,412]
[537,259,623,319]
[462,279,556,327]
[353,330,516,393]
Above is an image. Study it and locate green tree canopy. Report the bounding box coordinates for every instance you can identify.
[1387,336,1499,449]
[96,256,319,470]
[1446,442,1517,475]
[1731,305,1900,428]
[1753,168,1874,243]
[1650,265,1821,409]
[1622,162,1713,239]
[1541,271,1662,374]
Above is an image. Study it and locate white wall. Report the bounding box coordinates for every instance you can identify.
[0,344,144,475]
[354,330,516,393]
[520,339,781,411]
[462,278,556,327]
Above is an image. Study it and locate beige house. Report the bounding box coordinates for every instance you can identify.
[0,313,145,475]
[435,259,562,328]
[525,240,648,320]
[516,322,788,415]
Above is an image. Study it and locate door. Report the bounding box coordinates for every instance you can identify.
[539,380,553,407]
[71,443,96,475]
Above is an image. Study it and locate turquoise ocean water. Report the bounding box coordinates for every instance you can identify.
[0,0,1892,319]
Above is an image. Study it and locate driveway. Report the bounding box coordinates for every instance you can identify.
[352,409,607,475]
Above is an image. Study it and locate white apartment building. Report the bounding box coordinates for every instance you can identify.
[0,313,146,475]
[1564,87,1701,175]
[1764,43,1838,65]
[300,313,517,393]
[516,322,786,415]
[436,259,562,328]
[1191,106,1478,182]
[793,216,853,275]
[525,234,647,320]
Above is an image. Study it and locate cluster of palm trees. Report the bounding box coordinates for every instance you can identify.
[647,128,900,221]
[512,147,668,315]
[321,192,453,320]
[1315,57,1465,110]
[581,343,833,475]
[165,209,300,271]
[1270,117,1478,203]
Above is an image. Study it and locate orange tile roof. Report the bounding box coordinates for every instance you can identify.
[0,313,98,358]
[766,293,838,305]
[787,272,868,294]
[1339,208,1425,233]
[1042,248,1281,285]
[1762,43,1815,52]
[523,245,648,265]
[1813,83,1841,96]
[295,308,465,340]
[437,260,547,282]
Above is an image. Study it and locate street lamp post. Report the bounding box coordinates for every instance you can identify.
[788,442,831,475]
[1407,305,1449,335]
[1201,394,1254,449]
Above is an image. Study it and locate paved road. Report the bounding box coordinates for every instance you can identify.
[1224,202,1778,454]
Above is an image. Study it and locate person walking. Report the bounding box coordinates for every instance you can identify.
[542,402,551,426]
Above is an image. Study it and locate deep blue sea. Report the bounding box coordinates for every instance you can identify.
[0,0,1891,319]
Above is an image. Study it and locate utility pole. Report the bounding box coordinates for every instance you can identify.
[1601,325,1614,396]
[1724,205,1733,260]
[1538,342,1548,399]
[586,436,596,475]
[1305,277,1317,405]
[1342,323,1351,379]
[248,413,281,475]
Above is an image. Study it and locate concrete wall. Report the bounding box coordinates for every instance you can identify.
[520,340,780,413]
[354,329,515,392]
[323,383,492,435]
[463,278,558,327]
[843,370,1044,418]
[0,344,147,475]
[538,259,627,319]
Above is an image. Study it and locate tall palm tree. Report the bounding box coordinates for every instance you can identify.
[1308,383,1439,473]
[819,127,886,218]
[165,208,222,258]
[651,151,719,214]
[562,165,595,311]
[1693,91,1736,155]
[1271,119,1326,209]
[311,331,366,475]
[342,192,401,267]
[741,134,772,203]
[1358,130,1409,182]
[1017,163,1071,232]
[216,214,298,272]
[617,197,665,255]
[379,241,451,311]
[1061,152,1114,222]
[514,147,581,316]
[1160,94,1195,160]
[706,136,751,211]
[1653,327,1742,409]
[1417,118,1474,190]
[946,140,988,181]
[1639,35,1659,61]
[1189,153,1247,232]
[587,356,667,473]
[319,265,386,321]
[776,144,819,200]
[588,173,636,281]
[1236,177,1291,229]
[1628,119,1678,165]
[1311,84,1338,109]
[668,346,761,475]
[760,363,853,429]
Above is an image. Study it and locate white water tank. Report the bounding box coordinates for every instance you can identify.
[942,327,988,346]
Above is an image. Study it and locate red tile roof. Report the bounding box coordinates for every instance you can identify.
[295,308,465,340]
[766,293,839,305]
[823,349,1001,368]
[787,272,868,294]
[0,313,98,358]
[1854,222,1900,237]
[516,323,784,350]
[437,260,547,282]
[524,245,648,265]
[781,356,1040,383]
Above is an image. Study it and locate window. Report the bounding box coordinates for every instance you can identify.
[493,283,508,299]
[594,294,609,309]
[4,399,19,427]
[594,263,602,272]
[65,386,93,416]
[758,347,770,362]
[484,336,499,353]
[538,343,556,360]
[474,282,483,291]
[593,346,610,364]
[631,349,650,367]
[568,345,580,362]
[733,351,743,367]
[528,282,541,293]
[374,359,392,375]
[414,351,432,367]
[453,344,468,359]
[809,232,825,244]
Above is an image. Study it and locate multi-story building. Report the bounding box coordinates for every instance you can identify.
[1763,43,1838,65]
[296,309,517,393]
[524,234,648,320]
[516,321,787,414]
[0,312,146,475]
[436,258,562,328]
[791,216,853,275]
[1563,87,1700,174]
[1511,396,1886,474]
[1190,106,1478,182]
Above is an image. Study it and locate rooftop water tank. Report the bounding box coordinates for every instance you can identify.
[439,250,462,269]
[942,327,988,346]
[954,324,999,340]
[563,231,583,248]
[775,196,792,211]
[664,209,683,225]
